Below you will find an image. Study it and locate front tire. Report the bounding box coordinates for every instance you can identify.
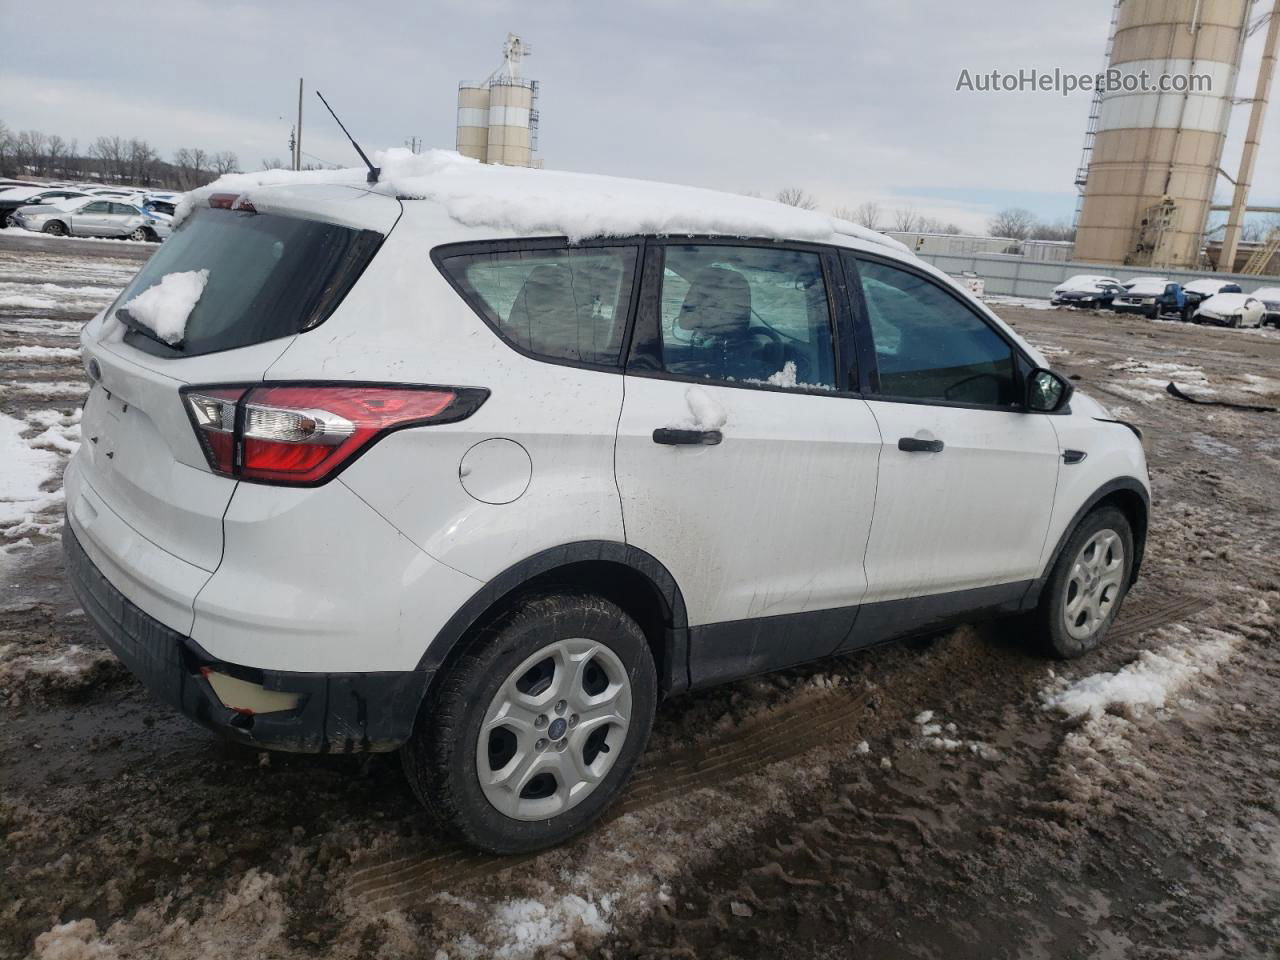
[401,592,657,854]
[1033,506,1134,659]
[42,221,68,237]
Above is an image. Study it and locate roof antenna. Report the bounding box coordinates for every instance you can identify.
[314,90,380,184]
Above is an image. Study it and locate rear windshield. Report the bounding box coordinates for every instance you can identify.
[113,207,382,358]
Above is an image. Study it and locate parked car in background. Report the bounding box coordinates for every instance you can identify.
[1120,275,1167,289]
[142,198,177,217]
[13,196,169,241]
[1193,292,1265,328]
[0,187,90,227]
[1052,280,1125,309]
[1182,278,1242,320]
[1112,279,1184,319]
[1251,286,1280,327]
[1051,274,1123,307]
[64,172,1151,855]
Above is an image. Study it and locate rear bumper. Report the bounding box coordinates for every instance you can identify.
[63,523,428,753]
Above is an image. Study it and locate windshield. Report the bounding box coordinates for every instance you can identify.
[111,207,383,358]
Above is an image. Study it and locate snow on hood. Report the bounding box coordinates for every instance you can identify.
[1054,275,1114,294]
[1184,278,1234,296]
[175,148,910,252]
[1124,279,1167,296]
[1196,292,1252,315]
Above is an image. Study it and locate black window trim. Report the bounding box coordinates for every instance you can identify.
[840,249,1048,414]
[430,236,647,374]
[623,235,860,400]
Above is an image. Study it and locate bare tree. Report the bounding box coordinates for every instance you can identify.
[776,187,817,210]
[45,134,69,177]
[261,157,288,171]
[211,151,239,175]
[854,200,883,230]
[173,147,211,190]
[15,130,50,175]
[891,207,920,232]
[0,121,12,176]
[988,207,1037,241]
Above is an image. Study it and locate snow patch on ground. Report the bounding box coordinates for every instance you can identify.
[0,344,81,360]
[912,709,1001,760]
[0,412,61,540]
[1042,626,1238,720]
[122,269,208,344]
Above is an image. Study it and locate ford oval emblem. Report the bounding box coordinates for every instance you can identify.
[87,358,102,382]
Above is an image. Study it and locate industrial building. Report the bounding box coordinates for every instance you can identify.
[456,33,541,168]
[1073,0,1279,272]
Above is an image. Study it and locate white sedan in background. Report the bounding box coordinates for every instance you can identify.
[1193,292,1265,329]
[1252,287,1280,327]
[12,196,171,242]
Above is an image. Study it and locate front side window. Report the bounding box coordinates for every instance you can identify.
[855,258,1017,407]
[439,245,638,366]
[654,244,836,389]
[82,201,110,214]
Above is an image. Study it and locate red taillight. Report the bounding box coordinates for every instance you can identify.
[207,193,256,212]
[181,383,486,486]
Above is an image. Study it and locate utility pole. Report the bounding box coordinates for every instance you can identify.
[405,136,421,153]
[295,78,304,171]
[1221,1,1279,272]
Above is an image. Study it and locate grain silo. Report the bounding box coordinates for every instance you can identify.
[455,83,490,162]
[455,33,541,168]
[1074,0,1249,268]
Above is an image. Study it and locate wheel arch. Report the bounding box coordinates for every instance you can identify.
[1025,477,1149,608]
[415,541,690,717]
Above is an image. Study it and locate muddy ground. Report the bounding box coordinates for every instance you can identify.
[0,233,1277,959]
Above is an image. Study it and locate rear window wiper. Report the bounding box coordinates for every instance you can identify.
[115,307,184,351]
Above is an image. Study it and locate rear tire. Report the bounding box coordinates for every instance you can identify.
[42,221,67,237]
[401,591,657,854]
[1032,506,1134,659]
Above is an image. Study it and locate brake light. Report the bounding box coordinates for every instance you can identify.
[181,384,487,486]
[207,193,256,212]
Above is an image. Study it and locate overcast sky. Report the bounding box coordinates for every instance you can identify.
[2,0,1277,233]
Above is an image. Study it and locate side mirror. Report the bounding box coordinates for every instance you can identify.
[1026,368,1073,413]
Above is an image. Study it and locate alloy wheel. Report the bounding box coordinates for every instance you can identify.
[1063,528,1125,641]
[476,638,632,821]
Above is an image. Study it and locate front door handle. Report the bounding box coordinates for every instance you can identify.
[653,428,723,446]
[898,437,944,453]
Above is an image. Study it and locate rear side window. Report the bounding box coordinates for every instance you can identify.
[113,207,383,358]
[654,244,836,389]
[855,258,1017,407]
[438,245,638,366]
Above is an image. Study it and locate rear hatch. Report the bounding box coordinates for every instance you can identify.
[78,184,400,576]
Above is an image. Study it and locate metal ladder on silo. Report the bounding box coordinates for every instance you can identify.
[1072,0,1125,227]
[1242,228,1280,275]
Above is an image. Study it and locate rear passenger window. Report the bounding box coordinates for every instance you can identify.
[439,246,638,365]
[655,244,836,389]
[855,258,1017,407]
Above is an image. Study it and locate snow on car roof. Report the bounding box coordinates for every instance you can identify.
[175,147,910,253]
[1125,279,1168,295]
[1184,278,1236,295]
[1250,286,1280,300]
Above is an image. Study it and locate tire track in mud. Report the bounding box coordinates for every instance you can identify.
[346,592,1210,909]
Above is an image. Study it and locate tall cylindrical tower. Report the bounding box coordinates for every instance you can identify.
[1074,0,1249,268]
[456,82,491,162]
[486,79,535,167]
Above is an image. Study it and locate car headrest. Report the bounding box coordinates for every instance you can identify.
[678,266,752,337]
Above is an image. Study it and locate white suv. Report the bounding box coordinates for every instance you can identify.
[64,160,1150,854]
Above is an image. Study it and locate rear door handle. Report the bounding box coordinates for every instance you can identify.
[653,428,723,446]
[898,437,944,453]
